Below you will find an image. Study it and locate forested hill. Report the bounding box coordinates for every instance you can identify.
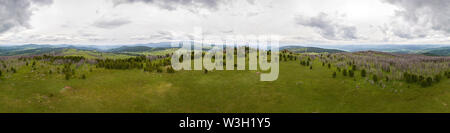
[280,46,346,53]
[421,47,450,56]
[108,46,160,52]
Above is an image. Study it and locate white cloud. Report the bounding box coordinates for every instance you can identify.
[0,0,52,34]
[93,18,131,29]
[384,0,450,34]
[0,0,449,45]
[295,12,358,40]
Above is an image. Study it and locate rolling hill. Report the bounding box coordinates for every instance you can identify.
[0,49,449,113]
[280,46,346,53]
[108,46,169,53]
[420,47,450,56]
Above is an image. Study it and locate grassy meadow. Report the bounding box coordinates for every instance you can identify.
[0,51,449,113]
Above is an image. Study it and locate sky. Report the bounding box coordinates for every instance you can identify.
[0,0,449,45]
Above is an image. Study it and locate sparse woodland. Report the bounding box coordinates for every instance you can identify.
[0,48,450,113]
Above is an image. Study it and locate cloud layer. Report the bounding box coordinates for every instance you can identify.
[113,0,227,11]
[93,18,132,29]
[295,12,358,40]
[0,0,52,34]
[0,0,449,45]
[383,0,450,39]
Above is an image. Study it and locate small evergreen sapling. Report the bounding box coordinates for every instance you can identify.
[361,69,366,77]
[342,69,347,76]
[349,70,354,77]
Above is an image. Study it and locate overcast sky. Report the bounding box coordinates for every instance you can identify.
[0,0,449,45]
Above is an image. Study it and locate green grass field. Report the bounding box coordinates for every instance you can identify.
[1,57,449,113]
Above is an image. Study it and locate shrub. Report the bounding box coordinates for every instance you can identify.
[352,65,357,71]
[384,67,391,73]
[348,70,354,77]
[372,75,378,82]
[143,63,153,72]
[420,80,428,87]
[167,66,175,73]
[156,67,163,73]
[420,77,432,87]
[418,75,424,82]
[445,71,450,78]
[81,74,86,79]
[342,69,347,76]
[426,77,433,86]
[404,73,419,83]
[403,72,411,82]
[411,74,418,83]
[65,73,71,80]
[361,69,366,77]
[434,74,442,82]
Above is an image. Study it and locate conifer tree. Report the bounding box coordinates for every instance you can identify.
[342,69,347,76]
[372,75,378,82]
[349,70,354,77]
[361,69,366,77]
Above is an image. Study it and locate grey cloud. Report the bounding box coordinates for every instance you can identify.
[31,0,53,5]
[392,28,427,39]
[131,31,175,41]
[77,30,97,37]
[340,26,357,39]
[37,35,72,42]
[93,18,131,29]
[246,11,260,17]
[0,0,52,34]
[221,30,233,34]
[295,12,358,40]
[113,0,228,11]
[378,22,429,40]
[384,0,450,34]
[246,0,255,5]
[150,31,174,40]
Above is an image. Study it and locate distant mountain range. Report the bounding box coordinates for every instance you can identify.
[1,43,449,56]
[314,44,450,56]
[280,46,345,53]
[420,47,450,56]
[108,46,171,53]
